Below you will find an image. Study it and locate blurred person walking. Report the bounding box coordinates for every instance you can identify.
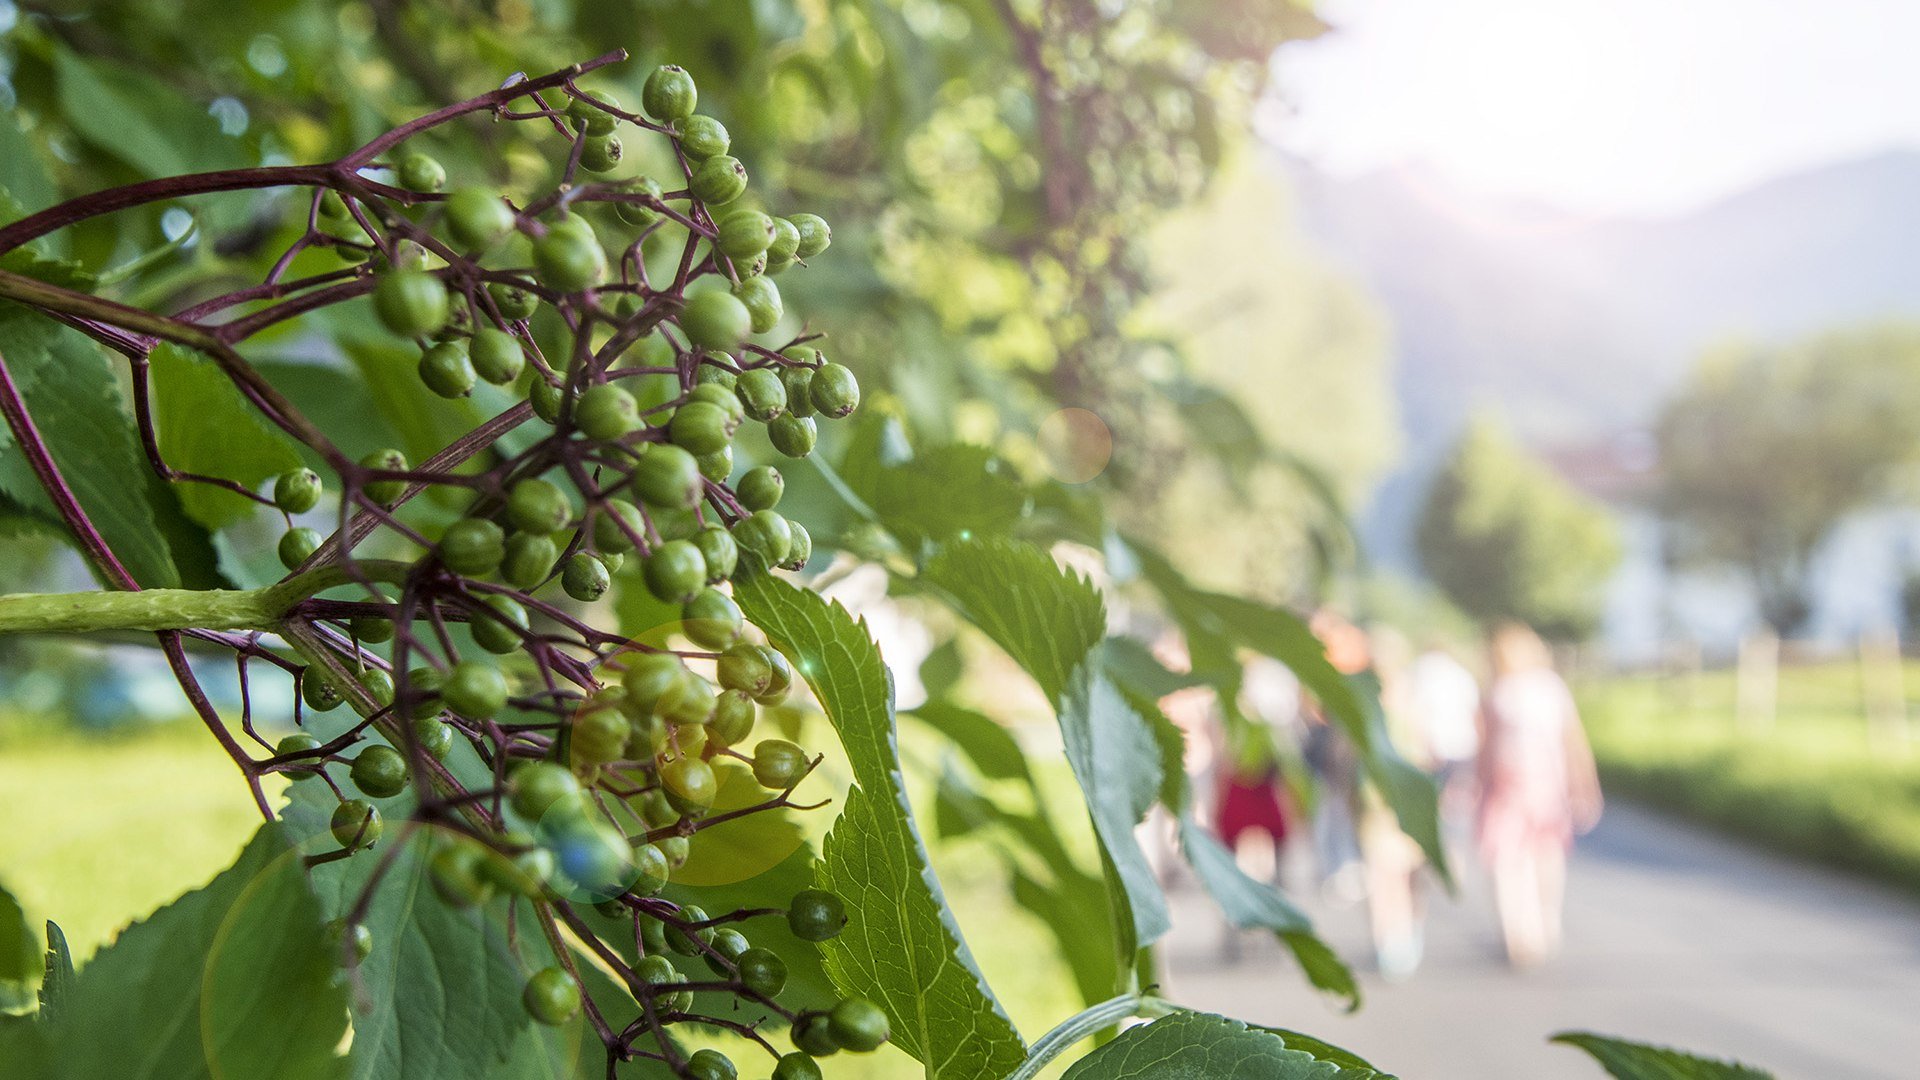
[1407,639,1482,823]
[1303,611,1370,902]
[1477,622,1603,967]
[1362,626,1431,979]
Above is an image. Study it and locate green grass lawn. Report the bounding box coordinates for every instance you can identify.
[1576,663,1920,893]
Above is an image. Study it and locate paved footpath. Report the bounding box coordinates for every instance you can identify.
[1157,802,1920,1079]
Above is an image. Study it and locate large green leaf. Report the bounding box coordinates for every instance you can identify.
[0,884,34,1013]
[734,573,1027,1079]
[919,538,1169,957]
[149,343,303,529]
[1059,1011,1382,1079]
[1552,1032,1776,1080]
[39,822,348,1080]
[1126,538,1449,885]
[921,537,1104,702]
[868,443,1029,548]
[283,782,537,1080]
[1176,820,1357,1010]
[52,46,250,178]
[0,302,183,587]
[38,921,72,1023]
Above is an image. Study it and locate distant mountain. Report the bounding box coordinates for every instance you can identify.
[1284,150,1920,565]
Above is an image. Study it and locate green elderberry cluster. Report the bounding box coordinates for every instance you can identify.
[255,59,886,1077]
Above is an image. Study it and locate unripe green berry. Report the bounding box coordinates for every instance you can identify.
[419,341,477,398]
[629,841,671,897]
[753,739,809,789]
[413,717,455,761]
[327,918,374,968]
[793,1013,840,1057]
[614,176,663,227]
[810,363,860,419]
[403,666,445,719]
[396,151,445,193]
[739,946,787,997]
[279,527,322,570]
[683,587,744,649]
[669,399,735,456]
[489,282,539,321]
[562,552,611,601]
[773,1052,823,1080]
[440,517,505,577]
[733,509,792,566]
[631,444,704,509]
[780,521,813,571]
[621,653,688,716]
[373,270,450,338]
[716,209,775,261]
[680,290,751,350]
[579,134,623,173]
[534,217,606,292]
[768,217,802,263]
[575,383,639,441]
[567,91,623,136]
[660,756,717,813]
[697,446,733,483]
[687,1048,735,1080]
[644,540,708,603]
[273,468,322,514]
[593,499,644,553]
[709,688,755,746]
[688,381,748,424]
[658,676,717,729]
[442,661,508,719]
[735,369,787,423]
[503,532,559,590]
[351,614,394,643]
[301,668,343,713]
[789,213,832,258]
[642,65,698,120]
[507,478,571,535]
[351,744,409,798]
[693,526,739,582]
[569,706,628,767]
[829,997,889,1052]
[469,327,525,385]
[732,276,783,334]
[361,448,409,506]
[471,593,529,654]
[780,366,816,418]
[357,667,395,708]
[678,114,730,160]
[530,380,564,424]
[483,842,556,898]
[788,888,847,942]
[522,968,580,1026]
[276,732,322,778]
[666,903,715,955]
[331,799,382,850]
[717,643,776,697]
[510,761,583,822]
[736,466,784,511]
[445,187,517,250]
[689,155,747,206]
[767,413,817,458]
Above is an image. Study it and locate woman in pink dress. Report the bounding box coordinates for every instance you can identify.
[1476,622,1603,967]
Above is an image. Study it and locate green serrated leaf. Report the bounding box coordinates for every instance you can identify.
[1252,1026,1389,1077]
[0,189,94,291]
[1552,1032,1776,1080]
[149,343,302,529]
[921,537,1105,704]
[0,302,182,587]
[282,782,537,1080]
[42,822,349,1080]
[1059,1011,1369,1079]
[919,538,1168,961]
[870,443,1028,548]
[0,885,35,985]
[733,573,1027,1079]
[38,921,71,1023]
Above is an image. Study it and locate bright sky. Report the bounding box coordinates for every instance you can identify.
[1269,0,1920,218]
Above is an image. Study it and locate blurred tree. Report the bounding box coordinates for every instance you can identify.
[1656,326,1920,635]
[1416,415,1621,640]
[1134,154,1397,602]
